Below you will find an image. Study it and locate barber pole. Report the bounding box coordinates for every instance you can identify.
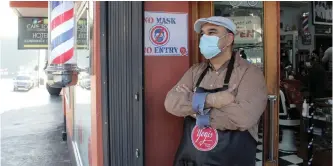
[45,1,78,88]
[302,13,309,33]
[49,1,76,65]
[301,12,311,45]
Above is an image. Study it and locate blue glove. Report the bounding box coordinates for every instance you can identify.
[196,112,211,128]
[192,92,208,114]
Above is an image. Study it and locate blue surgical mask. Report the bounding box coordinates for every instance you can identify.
[199,34,228,59]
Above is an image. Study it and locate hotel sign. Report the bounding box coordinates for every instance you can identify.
[18,17,88,50]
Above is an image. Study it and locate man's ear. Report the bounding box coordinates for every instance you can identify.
[227,35,234,46]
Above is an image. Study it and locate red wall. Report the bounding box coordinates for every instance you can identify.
[144,2,191,166]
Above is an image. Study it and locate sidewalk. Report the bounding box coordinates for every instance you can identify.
[1,95,72,166]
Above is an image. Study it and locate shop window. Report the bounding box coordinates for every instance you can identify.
[73,1,93,166]
[214,2,265,166]
[214,1,264,70]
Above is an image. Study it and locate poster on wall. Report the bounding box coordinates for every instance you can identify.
[312,1,332,25]
[228,16,262,45]
[144,12,188,56]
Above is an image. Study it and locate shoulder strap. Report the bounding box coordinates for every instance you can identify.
[222,52,236,89]
[195,65,209,88]
[194,52,236,90]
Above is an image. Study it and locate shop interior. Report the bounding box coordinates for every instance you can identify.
[278,1,332,166]
[215,1,332,166]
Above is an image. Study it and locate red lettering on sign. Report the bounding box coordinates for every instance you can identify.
[144,17,154,24]
[145,47,153,54]
[237,30,255,38]
[191,126,218,151]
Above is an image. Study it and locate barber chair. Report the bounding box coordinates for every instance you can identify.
[279,82,302,153]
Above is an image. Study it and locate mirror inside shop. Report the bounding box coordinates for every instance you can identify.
[216,1,332,165]
[279,1,331,166]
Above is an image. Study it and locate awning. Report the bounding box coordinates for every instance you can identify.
[9,1,47,17]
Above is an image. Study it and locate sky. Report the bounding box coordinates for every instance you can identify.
[0,0,18,38]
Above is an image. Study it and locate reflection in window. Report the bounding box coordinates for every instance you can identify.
[76,12,90,73]
[214,1,264,70]
[73,2,93,166]
[214,3,265,165]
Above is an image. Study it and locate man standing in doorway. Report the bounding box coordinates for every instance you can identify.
[164,16,268,165]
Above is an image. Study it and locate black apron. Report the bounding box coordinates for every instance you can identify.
[174,54,257,166]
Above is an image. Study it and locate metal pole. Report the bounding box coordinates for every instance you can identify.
[268,95,277,162]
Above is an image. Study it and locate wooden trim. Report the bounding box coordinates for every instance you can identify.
[190,1,214,64]
[91,2,103,166]
[189,2,199,65]
[263,1,280,166]
[198,1,214,17]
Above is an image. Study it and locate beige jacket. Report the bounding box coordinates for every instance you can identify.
[164,54,268,141]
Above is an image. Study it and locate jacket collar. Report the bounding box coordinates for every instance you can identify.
[204,51,243,71]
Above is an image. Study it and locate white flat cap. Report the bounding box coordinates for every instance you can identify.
[194,16,237,34]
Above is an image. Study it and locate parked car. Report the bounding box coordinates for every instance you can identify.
[13,75,34,91]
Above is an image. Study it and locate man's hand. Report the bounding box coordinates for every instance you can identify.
[206,84,237,108]
[175,84,192,93]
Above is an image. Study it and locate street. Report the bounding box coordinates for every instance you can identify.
[0,78,72,166]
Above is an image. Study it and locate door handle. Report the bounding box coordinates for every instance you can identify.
[267,95,277,162]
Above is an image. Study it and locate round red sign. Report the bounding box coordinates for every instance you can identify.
[180,47,187,56]
[149,25,170,46]
[191,125,218,151]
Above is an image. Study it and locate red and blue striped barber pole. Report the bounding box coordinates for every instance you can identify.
[302,13,309,33]
[301,12,311,45]
[49,1,76,65]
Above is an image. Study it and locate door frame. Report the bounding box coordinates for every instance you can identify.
[263,2,280,166]
[190,1,281,166]
[99,2,110,166]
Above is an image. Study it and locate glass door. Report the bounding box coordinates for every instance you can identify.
[213,2,266,166]
[194,1,281,165]
[214,1,264,69]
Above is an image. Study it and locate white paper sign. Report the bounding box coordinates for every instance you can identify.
[144,12,188,56]
[228,16,262,44]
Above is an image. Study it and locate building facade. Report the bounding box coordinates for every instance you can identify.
[10,1,332,166]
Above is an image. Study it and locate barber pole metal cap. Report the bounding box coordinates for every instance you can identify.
[45,1,78,88]
[191,125,218,151]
